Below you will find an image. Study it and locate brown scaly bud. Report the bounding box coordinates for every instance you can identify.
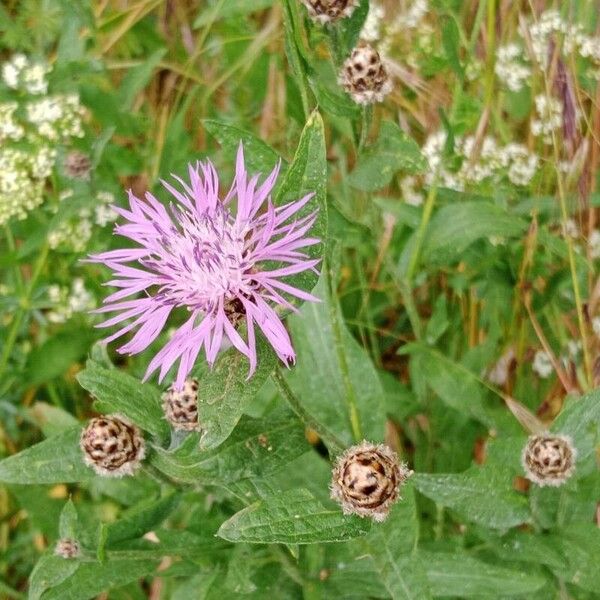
[521,433,577,488]
[80,415,145,477]
[162,378,201,432]
[339,43,393,105]
[300,0,359,24]
[330,441,412,522]
[54,538,80,559]
[63,151,92,180]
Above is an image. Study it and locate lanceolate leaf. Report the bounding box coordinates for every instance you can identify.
[217,488,371,544]
[77,360,169,442]
[190,340,277,450]
[0,427,92,484]
[275,109,328,295]
[150,413,307,484]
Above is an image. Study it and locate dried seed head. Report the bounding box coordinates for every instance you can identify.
[80,415,145,477]
[300,0,359,24]
[339,44,392,105]
[54,538,80,559]
[521,433,577,487]
[63,151,92,180]
[162,378,201,432]
[331,441,412,522]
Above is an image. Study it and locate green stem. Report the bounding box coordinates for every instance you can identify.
[405,181,438,285]
[358,105,373,152]
[272,366,346,455]
[0,243,49,382]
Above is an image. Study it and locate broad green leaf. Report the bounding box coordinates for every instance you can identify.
[40,558,159,600]
[25,327,95,385]
[172,570,220,600]
[349,121,427,191]
[334,0,370,58]
[151,413,307,484]
[194,0,273,26]
[29,554,79,600]
[218,488,370,544]
[287,277,386,445]
[364,484,432,599]
[203,119,285,176]
[420,551,546,597]
[0,427,92,484]
[312,80,360,119]
[399,343,494,427]
[118,49,166,109]
[551,389,600,462]
[104,492,180,546]
[413,467,531,529]
[422,201,527,261]
[274,109,327,295]
[27,402,79,438]
[189,340,277,450]
[77,360,169,442]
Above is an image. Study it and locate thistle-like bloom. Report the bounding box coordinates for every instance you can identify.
[89,145,319,388]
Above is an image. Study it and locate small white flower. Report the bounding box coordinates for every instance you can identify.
[532,350,553,378]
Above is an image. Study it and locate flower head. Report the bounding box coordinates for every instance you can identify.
[55,538,81,559]
[330,441,412,522]
[521,433,576,487]
[162,378,201,432]
[89,145,320,388]
[300,0,359,24]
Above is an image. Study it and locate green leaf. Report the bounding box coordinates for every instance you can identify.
[203,119,285,176]
[422,201,528,261]
[59,499,79,540]
[77,360,169,442]
[413,468,531,530]
[440,15,464,80]
[364,484,432,599]
[217,488,371,544]
[194,0,273,26]
[151,413,307,484]
[399,343,494,427]
[190,339,277,450]
[420,551,546,597]
[551,389,600,462]
[274,109,327,295]
[27,402,79,438]
[40,558,159,600]
[104,492,180,546]
[348,121,427,191]
[0,427,92,484]
[287,277,386,445]
[312,81,360,119]
[334,0,370,57]
[29,554,79,600]
[25,327,96,386]
[118,49,166,110]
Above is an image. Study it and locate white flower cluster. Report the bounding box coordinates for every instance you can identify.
[47,277,95,324]
[422,131,539,191]
[495,43,531,92]
[589,230,600,259]
[531,94,563,144]
[0,54,86,225]
[48,190,117,252]
[2,54,50,95]
[528,9,600,69]
[26,95,85,141]
[360,1,385,43]
[532,350,553,378]
[400,175,423,206]
[393,0,428,30]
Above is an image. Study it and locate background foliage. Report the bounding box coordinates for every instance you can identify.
[0,0,599,598]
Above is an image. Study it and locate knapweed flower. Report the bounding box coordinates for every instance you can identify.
[89,145,319,388]
[331,441,412,522]
[300,0,359,24]
[162,378,201,432]
[55,538,81,559]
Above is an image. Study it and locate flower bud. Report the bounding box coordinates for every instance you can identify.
[339,43,392,105]
[300,0,359,24]
[521,433,576,487]
[80,415,145,477]
[63,150,91,180]
[162,378,201,432]
[54,538,80,559]
[331,441,412,522]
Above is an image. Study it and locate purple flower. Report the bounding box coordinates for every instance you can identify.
[89,144,320,389]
